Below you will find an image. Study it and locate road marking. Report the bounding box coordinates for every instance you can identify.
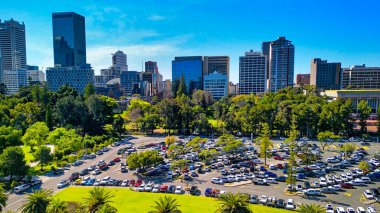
[344,193,352,196]
[274,185,281,189]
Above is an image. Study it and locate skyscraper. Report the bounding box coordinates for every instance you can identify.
[112,50,128,71]
[203,56,230,82]
[263,37,295,92]
[310,58,341,90]
[52,12,86,67]
[0,19,27,83]
[145,61,158,73]
[172,56,203,92]
[238,50,267,95]
[143,61,162,96]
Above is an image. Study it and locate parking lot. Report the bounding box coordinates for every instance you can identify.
[5,135,380,212]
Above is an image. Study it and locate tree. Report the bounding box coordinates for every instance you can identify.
[176,75,187,97]
[358,100,372,134]
[158,99,180,134]
[84,187,115,213]
[113,116,125,137]
[84,83,95,99]
[45,105,53,130]
[0,184,8,212]
[165,136,176,146]
[0,146,28,181]
[359,161,371,174]
[286,152,297,186]
[127,150,164,170]
[20,189,53,213]
[317,131,340,151]
[339,143,357,159]
[255,123,273,165]
[0,83,7,95]
[215,192,252,213]
[199,149,218,164]
[0,125,22,152]
[33,146,53,171]
[21,122,50,151]
[298,204,325,213]
[148,196,182,213]
[47,199,69,213]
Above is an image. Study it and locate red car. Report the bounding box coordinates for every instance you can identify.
[113,157,121,162]
[276,163,284,169]
[341,183,354,189]
[134,178,143,187]
[129,179,135,186]
[159,185,168,192]
[273,156,284,160]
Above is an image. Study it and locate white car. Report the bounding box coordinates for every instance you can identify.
[212,178,223,184]
[91,169,101,175]
[367,206,376,213]
[356,207,366,213]
[266,178,277,184]
[259,195,268,204]
[285,199,296,210]
[326,204,334,213]
[336,207,346,213]
[152,184,160,193]
[57,179,70,188]
[120,180,129,187]
[137,184,145,192]
[346,207,355,213]
[364,190,374,199]
[144,183,153,192]
[14,184,30,193]
[362,177,372,183]
[174,186,183,194]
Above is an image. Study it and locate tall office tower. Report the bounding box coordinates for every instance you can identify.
[172,56,203,92]
[203,56,230,82]
[310,58,341,90]
[204,71,228,100]
[0,19,27,83]
[238,50,267,95]
[296,74,310,86]
[52,12,86,67]
[120,71,141,96]
[263,37,295,92]
[112,50,128,71]
[342,65,380,89]
[145,61,158,73]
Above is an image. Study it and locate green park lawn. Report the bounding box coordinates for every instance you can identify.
[55,187,291,213]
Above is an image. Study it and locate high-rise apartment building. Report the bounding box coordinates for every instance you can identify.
[52,12,86,67]
[3,69,28,95]
[238,50,267,95]
[263,37,295,92]
[0,19,27,83]
[203,56,230,82]
[143,61,163,96]
[172,56,203,92]
[112,50,128,71]
[310,58,341,90]
[342,65,380,89]
[296,74,310,86]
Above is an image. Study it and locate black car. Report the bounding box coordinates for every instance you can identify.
[79,169,89,176]
[190,186,200,195]
[304,181,311,189]
[276,199,285,208]
[69,172,80,181]
[167,185,176,193]
[108,161,115,166]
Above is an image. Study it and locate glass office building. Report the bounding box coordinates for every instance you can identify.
[52,12,86,67]
[172,56,203,92]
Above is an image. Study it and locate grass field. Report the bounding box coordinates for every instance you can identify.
[55,187,291,213]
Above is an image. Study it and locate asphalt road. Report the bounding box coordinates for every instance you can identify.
[4,135,166,212]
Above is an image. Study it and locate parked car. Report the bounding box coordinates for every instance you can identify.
[249,195,258,204]
[57,179,70,188]
[364,190,374,200]
[14,184,30,194]
[285,199,296,210]
[174,186,184,194]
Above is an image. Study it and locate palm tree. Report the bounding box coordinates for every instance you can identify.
[97,204,117,213]
[47,199,69,213]
[299,204,325,213]
[148,196,182,213]
[215,192,252,213]
[20,189,53,213]
[0,184,8,212]
[84,187,115,213]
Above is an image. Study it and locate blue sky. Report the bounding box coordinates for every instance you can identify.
[1,0,379,83]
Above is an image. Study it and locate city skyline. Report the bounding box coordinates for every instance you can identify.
[0,0,379,83]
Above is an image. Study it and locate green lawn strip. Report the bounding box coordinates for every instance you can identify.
[54,187,290,213]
